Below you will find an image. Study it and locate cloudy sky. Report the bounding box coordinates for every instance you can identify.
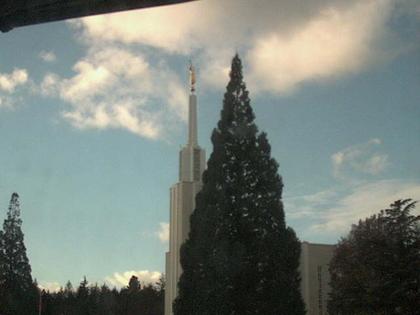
[0,0,419,291]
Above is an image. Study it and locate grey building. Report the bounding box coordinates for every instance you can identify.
[300,242,335,315]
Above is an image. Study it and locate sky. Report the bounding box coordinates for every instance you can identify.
[0,0,419,292]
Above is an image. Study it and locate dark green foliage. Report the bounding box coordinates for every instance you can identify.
[0,192,38,315]
[40,276,164,315]
[174,55,304,315]
[328,199,420,315]
[76,277,91,314]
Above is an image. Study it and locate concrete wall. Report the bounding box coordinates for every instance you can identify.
[299,242,335,315]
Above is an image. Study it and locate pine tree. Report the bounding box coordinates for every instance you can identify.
[126,275,142,315]
[174,55,304,315]
[0,192,37,315]
[76,276,90,315]
[128,275,141,292]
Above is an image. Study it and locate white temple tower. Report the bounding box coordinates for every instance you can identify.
[164,65,206,315]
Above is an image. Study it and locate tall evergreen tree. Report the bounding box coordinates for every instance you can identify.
[0,192,38,315]
[174,55,304,315]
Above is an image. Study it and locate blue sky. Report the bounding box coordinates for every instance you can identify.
[0,0,419,291]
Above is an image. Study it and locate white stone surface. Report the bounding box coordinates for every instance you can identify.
[164,88,205,315]
[300,242,335,315]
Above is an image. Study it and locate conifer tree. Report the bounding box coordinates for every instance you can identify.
[76,276,90,315]
[174,55,304,315]
[128,275,141,292]
[0,192,37,314]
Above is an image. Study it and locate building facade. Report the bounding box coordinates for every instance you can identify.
[300,242,335,315]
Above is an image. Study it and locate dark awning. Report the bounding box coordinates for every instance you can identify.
[0,0,196,32]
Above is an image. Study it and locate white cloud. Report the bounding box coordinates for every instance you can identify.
[247,0,392,93]
[40,73,60,96]
[70,0,400,94]
[332,138,389,180]
[39,51,57,63]
[0,96,10,108]
[105,270,161,288]
[312,179,420,234]
[285,189,338,220]
[40,0,413,137]
[41,47,188,139]
[286,179,420,242]
[157,222,169,243]
[38,270,163,292]
[38,281,62,292]
[0,68,29,109]
[0,69,28,93]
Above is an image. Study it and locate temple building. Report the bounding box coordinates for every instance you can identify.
[164,64,206,315]
[164,65,335,315]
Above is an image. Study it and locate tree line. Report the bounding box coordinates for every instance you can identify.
[40,275,163,315]
[0,193,164,315]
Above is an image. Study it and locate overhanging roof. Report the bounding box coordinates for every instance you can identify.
[0,0,196,33]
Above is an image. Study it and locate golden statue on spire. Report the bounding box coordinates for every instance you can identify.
[189,62,196,93]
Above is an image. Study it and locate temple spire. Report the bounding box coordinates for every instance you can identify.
[165,62,206,315]
[188,63,197,146]
[189,62,196,93]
